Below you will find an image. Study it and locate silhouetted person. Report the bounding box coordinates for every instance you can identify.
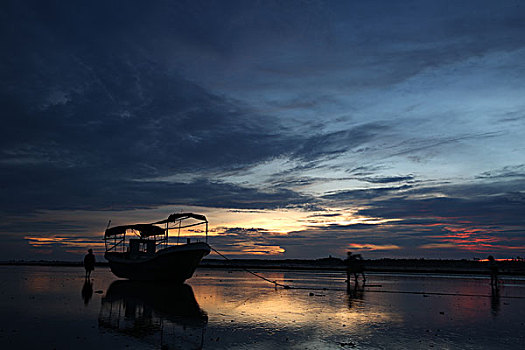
[488,255,499,289]
[345,252,366,285]
[81,279,93,305]
[84,249,95,279]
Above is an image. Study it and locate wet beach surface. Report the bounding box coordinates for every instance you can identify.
[1,266,524,349]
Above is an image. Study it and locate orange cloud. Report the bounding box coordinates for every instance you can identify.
[348,243,401,251]
[24,235,105,254]
[213,241,286,256]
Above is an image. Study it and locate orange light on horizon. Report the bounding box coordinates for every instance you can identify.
[24,235,105,255]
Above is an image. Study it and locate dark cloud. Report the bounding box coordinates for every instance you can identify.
[307,213,341,218]
[215,227,269,236]
[1,56,293,171]
[0,174,312,214]
[293,123,389,161]
[477,164,525,180]
[382,131,504,160]
[360,192,525,227]
[346,165,386,176]
[2,1,395,219]
[2,1,324,216]
[359,175,414,184]
[325,223,380,230]
[323,185,412,201]
[268,176,319,188]
[326,1,525,88]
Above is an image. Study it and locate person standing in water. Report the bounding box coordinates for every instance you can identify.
[84,249,96,279]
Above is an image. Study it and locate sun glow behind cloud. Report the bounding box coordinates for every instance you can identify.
[17,192,525,259]
[20,204,404,257]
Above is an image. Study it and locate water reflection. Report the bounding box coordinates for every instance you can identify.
[99,281,207,349]
[491,284,500,318]
[81,279,93,306]
[346,280,365,309]
[2,267,524,349]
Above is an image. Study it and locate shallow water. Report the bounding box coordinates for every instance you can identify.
[1,266,524,349]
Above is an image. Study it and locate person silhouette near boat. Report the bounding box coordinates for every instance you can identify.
[84,249,96,279]
[345,252,366,285]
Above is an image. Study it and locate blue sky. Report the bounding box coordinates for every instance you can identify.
[1,0,524,260]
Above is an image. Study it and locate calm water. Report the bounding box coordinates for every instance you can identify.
[1,266,524,349]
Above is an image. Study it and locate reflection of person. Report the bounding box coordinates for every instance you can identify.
[488,255,499,289]
[490,283,500,318]
[81,279,93,306]
[84,249,96,279]
[346,278,365,309]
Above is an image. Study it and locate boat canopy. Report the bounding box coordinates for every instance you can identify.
[105,213,207,238]
[104,212,209,253]
[105,224,165,238]
[153,212,207,224]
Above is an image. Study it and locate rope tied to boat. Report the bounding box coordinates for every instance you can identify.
[209,246,292,289]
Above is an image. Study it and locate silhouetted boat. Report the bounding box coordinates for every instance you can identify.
[104,213,210,282]
[99,280,207,349]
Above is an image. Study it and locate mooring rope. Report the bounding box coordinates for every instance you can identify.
[208,246,525,299]
[209,246,292,289]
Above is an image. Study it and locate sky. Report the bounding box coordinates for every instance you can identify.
[1,0,525,261]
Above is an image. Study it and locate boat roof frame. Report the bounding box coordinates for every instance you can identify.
[104,212,208,239]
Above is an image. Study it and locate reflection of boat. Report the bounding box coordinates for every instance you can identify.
[104,213,210,281]
[99,280,207,349]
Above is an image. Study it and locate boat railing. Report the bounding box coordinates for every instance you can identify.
[105,234,126,253]
[104,212,209,253]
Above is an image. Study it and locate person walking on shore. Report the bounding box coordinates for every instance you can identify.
[84,249,96,279]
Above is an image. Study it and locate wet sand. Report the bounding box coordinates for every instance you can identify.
[1,265,524,349]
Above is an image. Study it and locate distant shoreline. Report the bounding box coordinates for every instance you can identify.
[2,258,525,276]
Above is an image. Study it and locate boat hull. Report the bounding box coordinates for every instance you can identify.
[105,242,210,282]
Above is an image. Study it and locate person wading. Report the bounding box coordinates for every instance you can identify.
[84,249,96,279]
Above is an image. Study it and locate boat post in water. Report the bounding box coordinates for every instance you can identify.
[104,212,211,282]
